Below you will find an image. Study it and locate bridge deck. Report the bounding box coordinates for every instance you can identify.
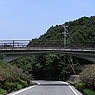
[0,47,95,55]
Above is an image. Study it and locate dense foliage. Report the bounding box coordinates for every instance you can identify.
[14,54,82,80]
[75,82,95,95]
[0,56,33,94]
[80,64,95,89]
[75,64,95,95]
[39,16,95,42]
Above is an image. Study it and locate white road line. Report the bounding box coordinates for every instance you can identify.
[60,82,78,95]
[67,84,78,95]
[7,85,36,95]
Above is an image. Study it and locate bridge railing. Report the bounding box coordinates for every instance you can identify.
[0,40,31,47]
[0,40,95,49]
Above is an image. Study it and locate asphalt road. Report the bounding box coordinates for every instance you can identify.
[8,80,83,95]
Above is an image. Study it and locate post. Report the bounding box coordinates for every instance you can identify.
[13,41,14,47]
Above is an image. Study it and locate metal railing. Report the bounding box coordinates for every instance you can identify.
[0,40,31,47]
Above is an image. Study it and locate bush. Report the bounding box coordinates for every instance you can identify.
[17,83,23,89]
[4,82,16,91]
[83,89,95,95]
[18,79,28,87]
[0,58,32,93]
[75,82,85,91]
[80,64,95,89]
[0,88,7,94]
[0,63,24,82]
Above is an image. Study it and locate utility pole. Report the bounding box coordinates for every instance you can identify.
[62,25,76,75]
[62,25,68,48]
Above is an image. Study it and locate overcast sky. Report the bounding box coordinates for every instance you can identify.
[0,0,94,40]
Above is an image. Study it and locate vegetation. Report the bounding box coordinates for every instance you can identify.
[80,64,95,94]
[75,82,95,95]
[0,57,32,94]
[74,64,95,95]
[37,16,95,42]
[75,82,86,91]
[13,54,82,81]
[80,64,95,89]
[83,89,95,95]
[0,88,7,94]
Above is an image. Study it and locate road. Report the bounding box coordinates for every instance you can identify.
[8,80,83,95]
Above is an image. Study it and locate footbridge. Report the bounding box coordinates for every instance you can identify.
[0,40,95,63]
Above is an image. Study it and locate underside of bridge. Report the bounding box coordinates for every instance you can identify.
[2,52,95,64]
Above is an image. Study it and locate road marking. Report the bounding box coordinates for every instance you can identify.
[67,84,78,95]
[7,81,79,95]
[60,82,78,95]
[7,85,36,95]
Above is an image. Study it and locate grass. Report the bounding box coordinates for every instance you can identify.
[75,82,95,95]
[0,88,7,94]
[83,88,95,95]
[17,84,23,89]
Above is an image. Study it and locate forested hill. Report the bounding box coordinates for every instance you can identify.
[38,16,95,42]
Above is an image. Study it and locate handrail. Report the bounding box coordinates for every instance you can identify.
[0,40,31,47]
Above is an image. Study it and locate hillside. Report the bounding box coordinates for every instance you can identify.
[38,16,95,42]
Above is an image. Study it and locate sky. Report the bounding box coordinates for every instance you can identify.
[0,0,95,40]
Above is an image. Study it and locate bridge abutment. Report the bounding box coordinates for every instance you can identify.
[3,55,23,63]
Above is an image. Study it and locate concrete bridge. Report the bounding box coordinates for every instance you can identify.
[0,40,95,63]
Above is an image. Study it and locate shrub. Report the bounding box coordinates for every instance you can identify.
[0,62,30,83]
[75,82,85,91]
[80,64,95,89]
[0,63,24,82]
[83,89,95,95]
[0,58,32,93]
[18,79,28,87]
[4,64,23,81]
[4,82,16,91]
[0,88,7,94]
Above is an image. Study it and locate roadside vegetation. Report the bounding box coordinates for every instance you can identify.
[75,64,95,95]
[0,56,33,94]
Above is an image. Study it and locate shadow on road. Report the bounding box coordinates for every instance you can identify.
[39,84,68,86]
